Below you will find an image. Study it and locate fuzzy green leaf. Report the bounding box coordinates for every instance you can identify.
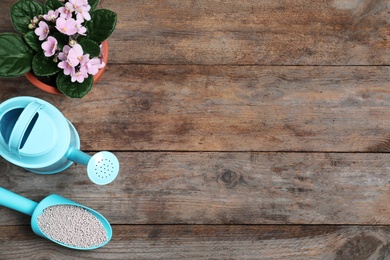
[57,73,94,98]
[24,30,42,53]
[32,53,60,76]
[86,9,117,43]
[79,39,100,57]
[44,0,63,13]
[89,0,99,11]
[52,32,68,50]
[11,0,43,34]
[0,33,33,77]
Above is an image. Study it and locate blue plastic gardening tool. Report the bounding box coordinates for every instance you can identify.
[0,96,119,185]
[0,187,112,250]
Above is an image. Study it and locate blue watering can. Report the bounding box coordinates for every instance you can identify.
[0,187,112,250]
[0,96,119,185]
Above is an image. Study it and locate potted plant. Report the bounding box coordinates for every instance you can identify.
[0,0,117,98]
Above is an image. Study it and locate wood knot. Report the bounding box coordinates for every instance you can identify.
[217,169,241,188]
[367,138,390,152]
[137,98,152,110]
[335,235,383,260]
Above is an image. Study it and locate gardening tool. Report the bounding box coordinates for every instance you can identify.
[0,187,112,250]
[0,96,119,185]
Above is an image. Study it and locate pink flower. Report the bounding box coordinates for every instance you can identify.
[58,3,74,19]
[76,6,91,22]
[58,60,75,75]
[55,17,78,35]
[67,44,84,67]
[75,19,87,35]
[34,21,49,41]
[41,36,58,57]
[43,10,59,22]
[71,66,88,83]
[69,0,91,21]
[58,45,71,61]
[86,57,105,75]
[80,54,90,66]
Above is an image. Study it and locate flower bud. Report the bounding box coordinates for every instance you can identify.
[31,16,39,24]
[69,39,77,47]
[28,23,36,29]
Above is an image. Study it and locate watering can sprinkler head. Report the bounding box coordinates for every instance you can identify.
[67,148,120,185]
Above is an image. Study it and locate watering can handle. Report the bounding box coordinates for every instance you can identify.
[8,101,43,155]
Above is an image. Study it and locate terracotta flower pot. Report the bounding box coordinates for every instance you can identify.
[25,40,109,95]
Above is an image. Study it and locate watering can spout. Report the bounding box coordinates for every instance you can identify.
[66,147,91,165]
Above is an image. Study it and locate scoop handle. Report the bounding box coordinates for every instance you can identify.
[0,187,38,216]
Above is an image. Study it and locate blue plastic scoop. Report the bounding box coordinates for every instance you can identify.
[0,187,112,250]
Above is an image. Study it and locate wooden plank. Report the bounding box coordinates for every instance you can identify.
[105,0,390,65]
[0,0,388,65]
[1,65,388,152]
[0,225,390,259]
[1,152,390,225]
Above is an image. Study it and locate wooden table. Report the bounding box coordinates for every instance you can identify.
[0,0,389,259]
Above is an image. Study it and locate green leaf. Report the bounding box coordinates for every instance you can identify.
[11,0,43,34]
[0,33,33,77]
[52,32,68,50]
[44,0,63,13]
[86,9,117,43]
[32,53,60,76]
[24,30,42,53]
[89,0,99,11]
[79,39,100,57]
[57,72,94,98]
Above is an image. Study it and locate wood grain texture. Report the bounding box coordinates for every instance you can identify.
[0,0,389,258]
[96,0,390,65]
[1,152,390,225]
[0,0,389,65]
[1,65,389,152]
[1,225,390,259]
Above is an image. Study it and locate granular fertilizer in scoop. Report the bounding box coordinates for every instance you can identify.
[37,205,107,248]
